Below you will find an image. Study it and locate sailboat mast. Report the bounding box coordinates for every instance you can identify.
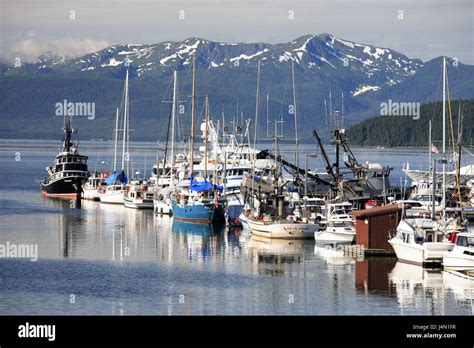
[266,93,269,138]
[121,69,129,172]
[292,62,299,169]
[126,71,130,176]
[113,107,119,172]
[254,61,260,153]
[442,57,446,217]
[170,70,177,189]
[428,119,432,170]
[204,96,209,178]
[190,57,196,176]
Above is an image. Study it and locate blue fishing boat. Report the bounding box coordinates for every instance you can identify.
[171,178,227,224]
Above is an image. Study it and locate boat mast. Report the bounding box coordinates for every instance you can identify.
[292,62,299,169]
[266,93,269,138]
[126,71,130,177]
[428,119,432,171]
[170,70,177,189]
[190,57,196,176]
[204,96,209,178]
[121,69,129,172]
[254,61,260,155]
[113,107,119,172]
[442,57,446,218]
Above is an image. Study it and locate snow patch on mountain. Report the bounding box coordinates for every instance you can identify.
[229,48,268,62]
[363,46,387,59]
[160,54,177,65]
[101,58,123,67]
[352,85,381,96]
[279,51,295,62]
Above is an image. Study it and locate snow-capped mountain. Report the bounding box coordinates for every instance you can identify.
[5,33,424,97]
[2,33,472,141]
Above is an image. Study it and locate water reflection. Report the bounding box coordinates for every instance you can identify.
[247,236,314,275]
[387,262,474,315]
[2,194,474,315]
[171,220,225,263]
[356,258,397,294]
[314,245,355,267]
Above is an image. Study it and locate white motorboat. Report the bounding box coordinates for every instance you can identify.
[99,183,125,204]
[82,172,108,201]
[443,232,474,271]
[388,218,454,265]
[314,220,355,245]
[123,180,155,209]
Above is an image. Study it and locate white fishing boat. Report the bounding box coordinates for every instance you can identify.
[388,218,454,265]
[82,171,108,201]
[246,216,317,239]
[123,180,155,209]
[314,220,355,245]
[443,232,474,271]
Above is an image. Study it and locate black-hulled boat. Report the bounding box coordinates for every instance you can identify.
[41,121,89,198]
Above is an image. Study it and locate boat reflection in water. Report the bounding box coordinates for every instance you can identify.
[313,244,356,267]
[443,271,474,314]
[388,262,474,315]
[171,220,225,262]
[246,235,314,276]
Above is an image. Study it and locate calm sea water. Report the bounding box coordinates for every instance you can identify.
[0,140,472,315]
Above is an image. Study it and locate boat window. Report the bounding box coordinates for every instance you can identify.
[457,236,468,247]
[402,233,410,243]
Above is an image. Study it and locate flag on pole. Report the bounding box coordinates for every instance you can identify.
[431,143,439,153]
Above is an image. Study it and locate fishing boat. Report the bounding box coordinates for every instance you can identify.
[443,231,474,271]
[388,218,454,265]
[123,178,155,209]
[41,121,89,198]
[171,177,227,223]
[247,216,317,239]
[82,170,108,201]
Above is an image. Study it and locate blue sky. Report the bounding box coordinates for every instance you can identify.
[1,0,473,63]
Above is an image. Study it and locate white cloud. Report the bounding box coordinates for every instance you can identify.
[9,37,110,62]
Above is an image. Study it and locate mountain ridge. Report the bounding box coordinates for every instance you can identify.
[1,33,473,141]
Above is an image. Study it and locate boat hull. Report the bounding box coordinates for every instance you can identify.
[82,187,100,201]
[40,176,85,198]
[443,254,474,271]
[389,239,454,265]
[99,190,124,204]
[123,197,154,209]
[314,230,355,245]
[171,201,226,224]
[247,219,317,239]
[154,199,172,215]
